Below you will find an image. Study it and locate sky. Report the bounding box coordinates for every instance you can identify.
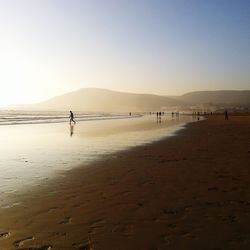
[0,0,249,106]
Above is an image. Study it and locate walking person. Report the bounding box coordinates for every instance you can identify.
[69,110,76,124]
[225,109,229,120]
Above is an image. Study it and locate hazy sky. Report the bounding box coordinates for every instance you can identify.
[0,0,249,106]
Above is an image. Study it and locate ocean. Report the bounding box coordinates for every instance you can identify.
[0,110,136,126]
[0,111,198,207]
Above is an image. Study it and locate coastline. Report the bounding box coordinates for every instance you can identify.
[0,115,194,198]
[0,115,250,250]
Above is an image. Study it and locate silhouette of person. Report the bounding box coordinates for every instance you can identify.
[225,109,229,120]
[69,111,76,124]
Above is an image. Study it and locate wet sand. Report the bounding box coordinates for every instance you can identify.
[0,115,192,196]
[1,115,250,250]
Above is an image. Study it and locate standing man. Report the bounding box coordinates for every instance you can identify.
[69,110,76,124]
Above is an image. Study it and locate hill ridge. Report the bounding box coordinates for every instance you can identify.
[5,88,250,111]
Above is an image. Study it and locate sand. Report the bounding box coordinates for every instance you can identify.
[0,115,250,250]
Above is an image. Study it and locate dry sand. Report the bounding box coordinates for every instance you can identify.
[0,115,250,250]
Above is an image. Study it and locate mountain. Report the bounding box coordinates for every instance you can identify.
[6,89,250,112]
[178,90,250,106]
[15,88,185,112]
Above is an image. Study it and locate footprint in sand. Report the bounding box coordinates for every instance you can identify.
[163,208,179,215]
[72,241,94,250]
[89,219,106,233]
[182,231,196,239]
[72,242,93,250]
[0,232,11,239]
[19,246,52,250]
[13,236,35,247]
[160,234,170,244]
[47,207,58,213]
[59,216,72,224]
[78,246,90,250]
[122,225,134,238]
[217,175,226,179]
[228,215,237,223]
[73,203,81,208]
[111,224,134,238]
[208,186,219,191]
[168,223,177,228]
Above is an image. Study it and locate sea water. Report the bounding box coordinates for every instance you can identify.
[0,112,198,205]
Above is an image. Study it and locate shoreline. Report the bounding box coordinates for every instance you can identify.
[0,112,142,126]
[0,115,250,250]
[0,115,195,199]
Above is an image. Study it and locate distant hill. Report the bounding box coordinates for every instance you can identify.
[178,90,250,105]
[6,89,250,112]
[13,88,185,112]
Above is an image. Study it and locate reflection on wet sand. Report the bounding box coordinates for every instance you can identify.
[70,124,75,137]
[0,115,197,200]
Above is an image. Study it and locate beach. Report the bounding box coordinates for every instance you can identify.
[0,115,250,250]
[0,114,192,198]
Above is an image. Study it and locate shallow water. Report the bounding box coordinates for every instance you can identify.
[0,114,197,204]
[0,110,135,125]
